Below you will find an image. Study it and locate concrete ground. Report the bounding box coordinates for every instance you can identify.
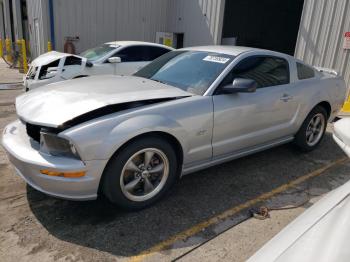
[1,62,350,262]
[0,59,24,83]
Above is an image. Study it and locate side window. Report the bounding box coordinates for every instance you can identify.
[38,59,60,80]
[147,46,171,61]
[115,46,149,62]
[219,56,290,90]
[297,62,315,80]
[64,56,82,66]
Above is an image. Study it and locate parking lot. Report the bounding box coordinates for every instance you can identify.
[1,64,350,262]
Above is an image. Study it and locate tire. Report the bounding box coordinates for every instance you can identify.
[294,105,328,152]
[102,136,178,210]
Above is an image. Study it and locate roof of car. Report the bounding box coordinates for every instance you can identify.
[181,45,268,56]
[104,41,174,49]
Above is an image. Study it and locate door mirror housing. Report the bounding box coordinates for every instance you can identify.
[221,78,257,94]
[108,57,122,64]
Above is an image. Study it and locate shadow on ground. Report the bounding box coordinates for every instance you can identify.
[27,133,349,257]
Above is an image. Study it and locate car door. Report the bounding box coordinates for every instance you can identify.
[60,56,84,79]
[212,55,299,157]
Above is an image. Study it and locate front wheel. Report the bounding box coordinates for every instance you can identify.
[102,136,178,210]
[294,106,327,152]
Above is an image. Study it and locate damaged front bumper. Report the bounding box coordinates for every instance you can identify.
[2,120,107,200]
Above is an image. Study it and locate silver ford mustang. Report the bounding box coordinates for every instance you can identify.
[2,46,347,209]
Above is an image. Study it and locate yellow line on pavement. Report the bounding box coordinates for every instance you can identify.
[129,157,349,262]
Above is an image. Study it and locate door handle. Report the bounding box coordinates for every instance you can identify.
[280,94,293,102]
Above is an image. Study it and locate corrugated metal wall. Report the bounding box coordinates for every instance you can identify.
[2,0,12,39]
[26,0,225,57]
[295,0,350,89]
[0,2,5,39]
[166,0,225,46]
[27,0,50,58]
[53,0,169,53]
[12,0,23,40]
[52,0,225,53]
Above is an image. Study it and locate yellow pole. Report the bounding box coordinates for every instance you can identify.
[5,38,12,63]
[0,39,3,57]
[21,39,28,73]
[16,40,22,68]
[342,98,350,112]
[47,41,52,52]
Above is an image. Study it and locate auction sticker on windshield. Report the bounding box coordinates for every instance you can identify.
[203,55,230,64]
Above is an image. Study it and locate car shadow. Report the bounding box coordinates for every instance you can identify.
[27,133,349,258]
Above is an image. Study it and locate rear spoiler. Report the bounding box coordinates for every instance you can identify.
[315,67,339,76]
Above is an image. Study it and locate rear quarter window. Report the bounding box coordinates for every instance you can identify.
[297,62,315,80]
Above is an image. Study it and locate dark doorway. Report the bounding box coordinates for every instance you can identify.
[222,0,304,55]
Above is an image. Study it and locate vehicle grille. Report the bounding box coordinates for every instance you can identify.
[26,123,41,143]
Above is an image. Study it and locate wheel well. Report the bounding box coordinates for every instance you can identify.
[316,101,331,119]
[97,131,184,194]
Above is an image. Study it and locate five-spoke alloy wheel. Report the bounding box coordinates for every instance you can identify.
[305,113,326,147]
[120,148,169,202]
[102,136,178,210]
[295,105,328,152]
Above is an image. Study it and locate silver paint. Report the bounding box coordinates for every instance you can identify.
[2,46,348,200]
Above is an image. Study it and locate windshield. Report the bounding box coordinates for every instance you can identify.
[80,44,118,62]
[134,51,235,95]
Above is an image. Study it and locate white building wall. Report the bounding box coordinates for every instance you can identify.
[11,0,23,40]
[166,0,225,46]
[2,0,12,39]
[26,0,50,58]
[52,0,225,53]
[295,0,350,89]
[53,0,169,54]
[0,3,5,39]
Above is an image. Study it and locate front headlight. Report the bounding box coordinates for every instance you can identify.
[39,131,80,159]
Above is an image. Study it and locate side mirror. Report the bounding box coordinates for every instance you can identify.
[108,57,122,64]
[85,61,93,67]
[222,78,257,94]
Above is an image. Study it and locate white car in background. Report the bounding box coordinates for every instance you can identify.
[333,117,350,157]
[24,41,173,91]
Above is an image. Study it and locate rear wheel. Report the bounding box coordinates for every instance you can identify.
[102,136,178,210]
[294,106,327,152]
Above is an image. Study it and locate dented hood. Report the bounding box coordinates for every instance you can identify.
[16,75,192,127]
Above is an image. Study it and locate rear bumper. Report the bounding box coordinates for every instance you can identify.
[2,120,108,200]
